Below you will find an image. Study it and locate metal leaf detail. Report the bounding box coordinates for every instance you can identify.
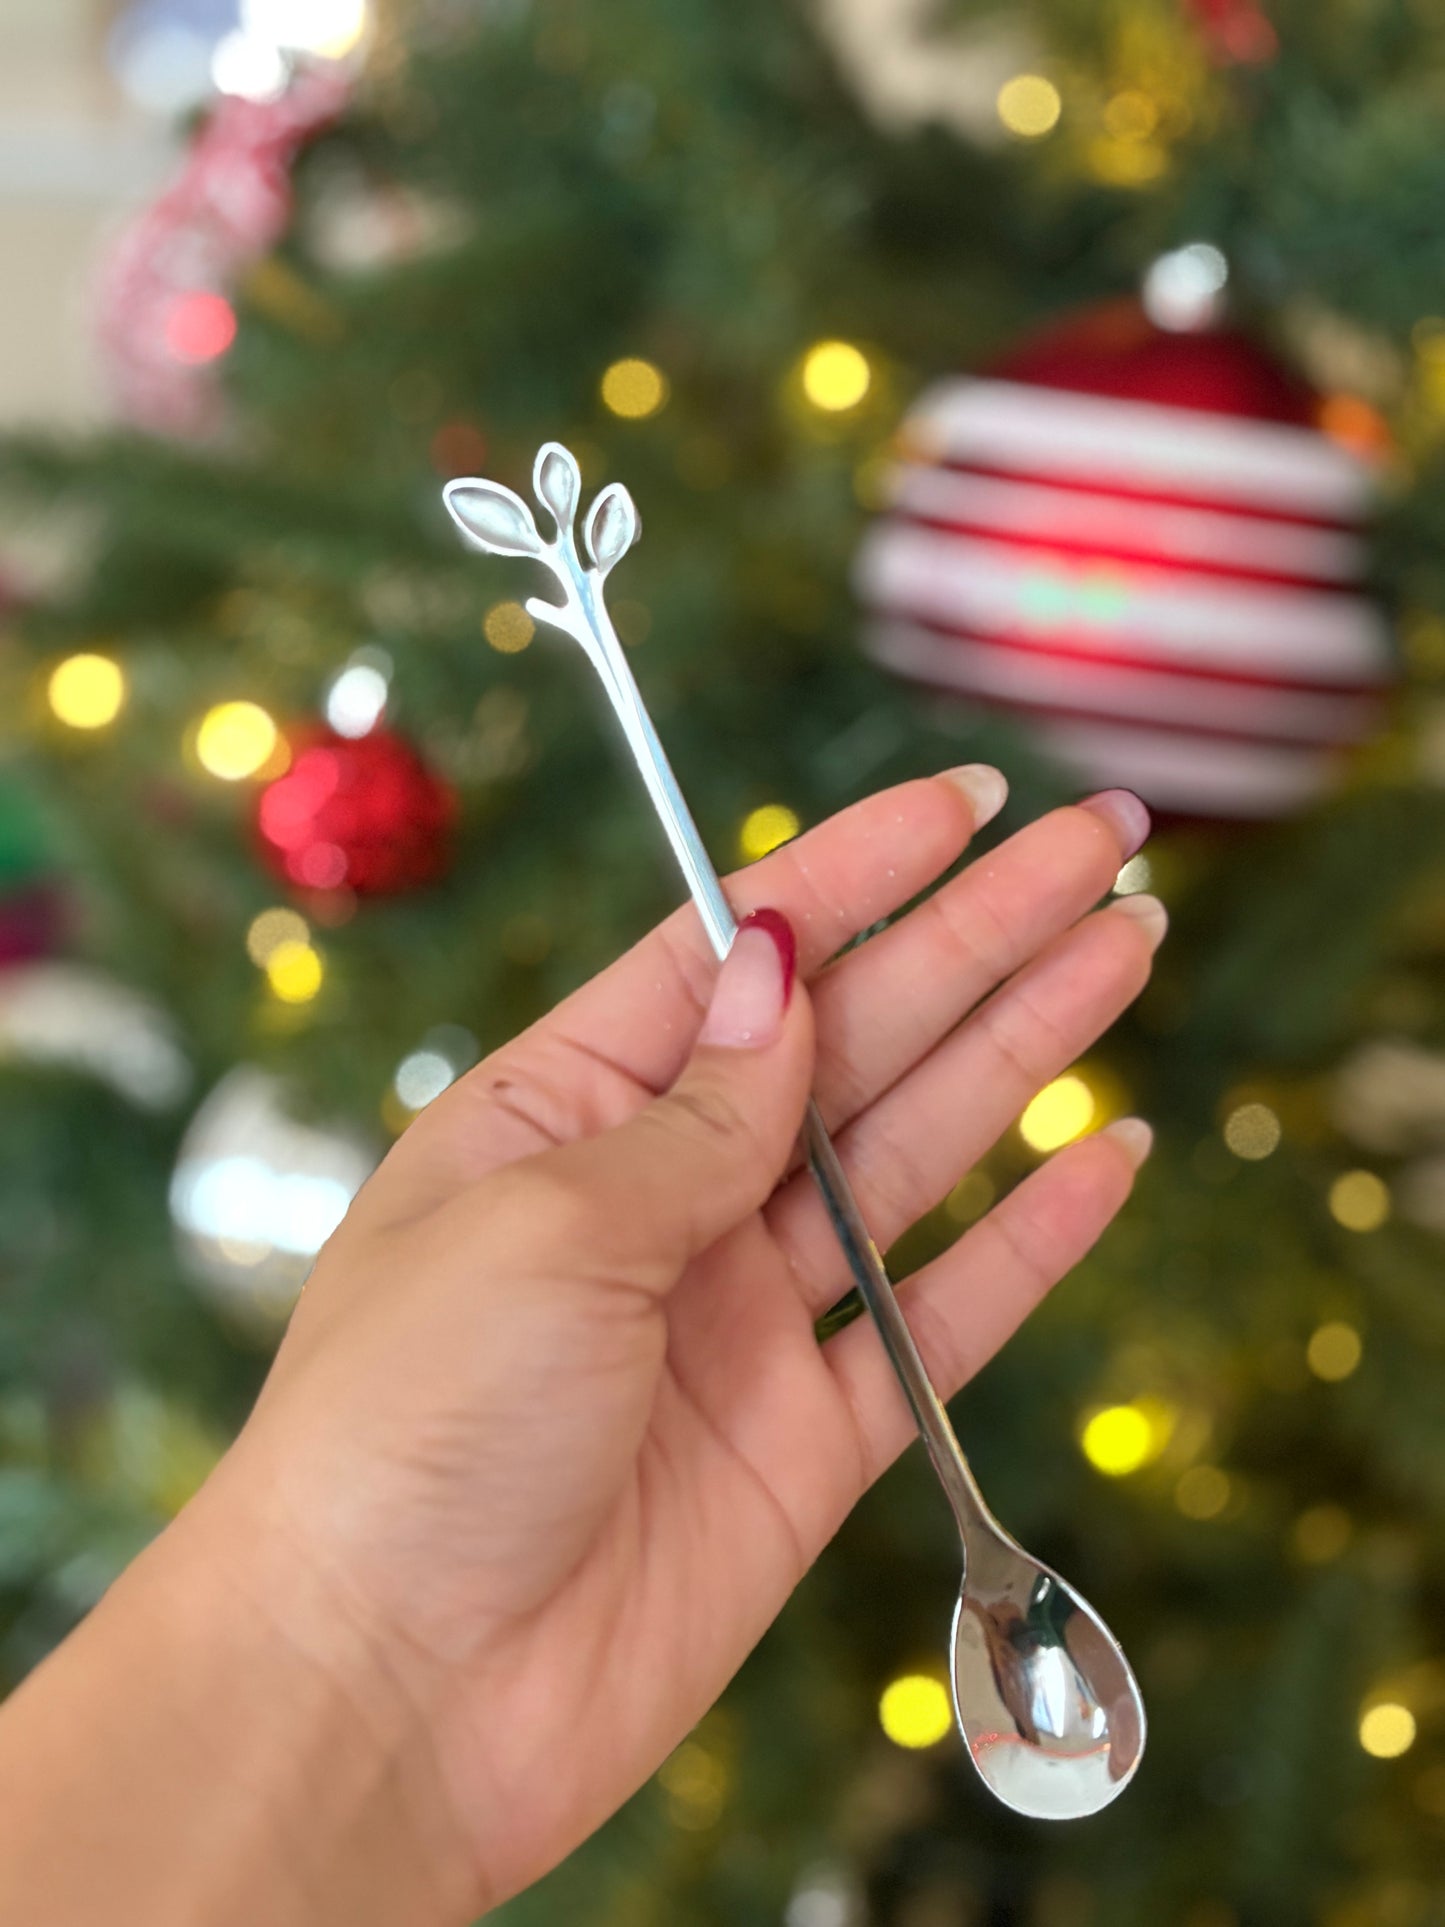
[583,483,641,576]
[533,442,582,533]
[442,479,543,558]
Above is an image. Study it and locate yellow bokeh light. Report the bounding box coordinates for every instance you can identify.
[1359,1702,1417,1759]
[1307,1321,1363,1383]
[1087,137,1168,187]
[1020,1073,1096,1152]
[997,73,1062,139]
[600,357,669,419]
[265,939,324,1004]
[1223,1102,1281,1161]
[878,1673,953,1749]
[739,803,801,863]
[1329,1170,1390,1232]
[196,700,279,781]
[246,907,309,966]
[801,339,872,412]
[1079,1404,1152,1477]
[48,653,126,730]
[483,601,535,653]
[1175,1465,1231,1520]
[1291,1503,1352,1565]
[1103,90,1158,141]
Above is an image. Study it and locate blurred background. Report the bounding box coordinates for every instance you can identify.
[1,1,1444,1922]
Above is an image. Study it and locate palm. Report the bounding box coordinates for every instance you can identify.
[273,775,1156,1906]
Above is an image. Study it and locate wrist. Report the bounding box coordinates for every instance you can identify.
[0,1477,483,1927]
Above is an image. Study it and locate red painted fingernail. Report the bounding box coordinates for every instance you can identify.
[1079,788,1152,860]
[739,907,797,1008]
[698,907,797,1048]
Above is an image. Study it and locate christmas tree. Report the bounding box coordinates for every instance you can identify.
[3,0,1445,1920]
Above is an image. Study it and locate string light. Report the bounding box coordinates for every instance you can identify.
[996,74,1062,138]
[325,655,390,737]
[657,1739,729,1828]
[195,701,279,781]
[801,340,871,412]
[483,602,535,653]
[1019,1073,1096,1152]
[1359,1703,1417,1759]
[1223,1102,1281,1161]
[1079,1404,1152,1476]
[600,357,669,419]
[48,653,125,730]
[392,1049,455,1113]
[240,0,368,59]
[1306,1321,1363,1382]
[878,1672,953,1749]
[1175,1465,1231,1520]
[264,939,324,1005]
[246,907,309,967]
[739,803,801,862]
[1291,1504,1352,1564]
[1143,243,1229,333]
[164,292,237,365]
[1329,1170,1391,1232]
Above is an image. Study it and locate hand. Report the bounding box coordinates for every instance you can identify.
[0,771,1163,1926]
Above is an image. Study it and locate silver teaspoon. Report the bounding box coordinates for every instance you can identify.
[443,443,1147,1820]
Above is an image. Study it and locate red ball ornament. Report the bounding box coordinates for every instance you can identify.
[856,299,1393,821]
[256,726,456,896]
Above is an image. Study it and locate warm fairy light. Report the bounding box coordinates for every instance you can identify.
[164,292,238,365]
[1079,1404,1152,1477]
[246,907,309,966]
[801,340,871,412]
[1019,1073,1096,1152]
[1359,1703,1417,1760]
[1291,1504,1352,1564]
[996,74,1062,138]
[600,357,669,419]
[739,803,801,862]
[48,653,125,729]
[1103,90,1158,141]
[1307,1321,1363,1383]
[1113,853,1153,895]
[878,1673,953,1749]
[1175,1465,1231,1520]
[1223,1102,1281,1161]
[658,1738,729,1829]
[483,602,536,653]
[1329,1169,1391,1232]
[241,0,368,58]
[196,701,279,781]
[264,939,324,1004]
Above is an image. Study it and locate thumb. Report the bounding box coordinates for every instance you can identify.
[543,908,815,1289]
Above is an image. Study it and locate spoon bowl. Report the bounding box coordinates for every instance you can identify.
[950,1521,1145,1819]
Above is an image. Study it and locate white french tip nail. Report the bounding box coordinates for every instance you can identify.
[1111,891,1169,949]
[942,763,1008,830]
[1101,1117,1154,1170]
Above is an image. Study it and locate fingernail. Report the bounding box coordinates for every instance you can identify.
[700,908,796,1048]
[1102,1116,1154,1170]
[1079,788,1151,859]
[1111,891,1169,949]
[942,763,1008,830]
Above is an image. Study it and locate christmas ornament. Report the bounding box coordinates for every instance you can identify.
[97,64,349,436]
[444,442,1146,1821]
[0,964,190,1110]
[855,299,1393,819]
[169,1065,374,1323]
[255,723,456,895]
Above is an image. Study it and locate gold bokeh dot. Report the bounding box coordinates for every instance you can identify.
[484,601,535,653]
[1175,1465,1231,1520]
[264,940,324,1004]
[1223,1102,1281,1161]
[997,73,1062,138]
[739,803,801,863]
[196,700,279,781]
[801,339,872,412]
[1291,1504,1353,1564]
[246,907,309,966]
[878,1673,953,1749]
[48,653,126,729]
[600,357,669,419]
[1307,1321,1363,1383]
[1359,1702,1416,1759]
[1329,1169,1390,1232]
[1079,1404,1153,1477]
[1020,1073,1096,1152]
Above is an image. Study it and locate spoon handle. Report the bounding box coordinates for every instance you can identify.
[597,630,988,1541]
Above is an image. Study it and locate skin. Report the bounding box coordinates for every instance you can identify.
[0,771,1164,1926]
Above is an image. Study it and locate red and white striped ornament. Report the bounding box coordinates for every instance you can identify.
[855,300,1393,820]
